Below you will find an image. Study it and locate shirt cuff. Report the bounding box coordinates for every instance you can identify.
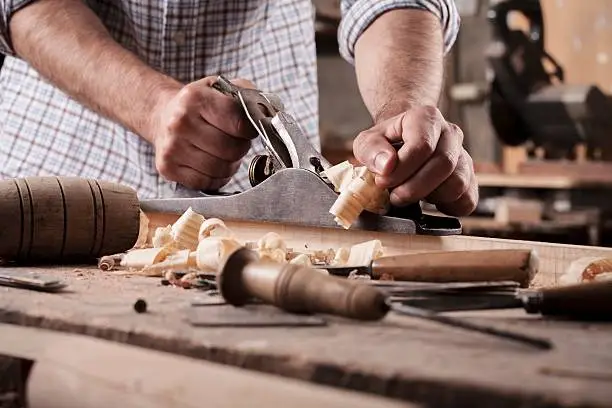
[338,0,461,65]
[0,0,37,56]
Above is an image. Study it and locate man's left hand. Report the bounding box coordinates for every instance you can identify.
[353,105,478,216]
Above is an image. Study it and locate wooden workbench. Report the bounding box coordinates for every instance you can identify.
[1,267,612,408]
[1,220,612,408]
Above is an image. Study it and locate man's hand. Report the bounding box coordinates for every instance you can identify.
[353,105,478,216]
[148,77,257,191]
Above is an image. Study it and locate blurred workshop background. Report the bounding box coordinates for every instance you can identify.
[314,0,612,247]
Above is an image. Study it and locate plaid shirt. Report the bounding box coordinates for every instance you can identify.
[0,0,459,198]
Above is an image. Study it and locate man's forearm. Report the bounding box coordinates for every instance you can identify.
[10,0,182,143]
[354,9,444,123]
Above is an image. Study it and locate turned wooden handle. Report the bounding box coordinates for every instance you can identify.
[0,177,141,263]
[371,249,538,287]
[525,280,612,320]
[219,248,389,321]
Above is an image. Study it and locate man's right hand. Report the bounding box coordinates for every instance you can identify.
[148,76,258,191]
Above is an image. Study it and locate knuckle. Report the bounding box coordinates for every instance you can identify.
[449,123,464,142]
[155,159,173,179]
[438,151,457,174]
[166,111,188,134]
[178,85,200,104]
[451,174,470,201]
[419,105,441,121]
[414,138,436,156]
[353,130,374,156]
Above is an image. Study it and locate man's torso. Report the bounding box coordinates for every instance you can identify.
[0,0,319,198]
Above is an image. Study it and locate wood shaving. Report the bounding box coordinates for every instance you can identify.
[101,207,388,284]
[198,218,234,240]
[195,237,242,273]
[133,210,150,248]
[332,247,350,265]
[120,247,173,269]
[348,270,371,280]
[346,240,384,266]
[289,253,311,266]
[324,161,389,229]
[561,257,612,285]
[171,207,205,251]
[152,225,173,248]
[310,248,336,265]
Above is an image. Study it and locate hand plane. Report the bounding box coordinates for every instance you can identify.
[140,76,462,236]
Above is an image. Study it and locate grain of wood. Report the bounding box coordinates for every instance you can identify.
[145,213,612,287]
[0,269,611,407]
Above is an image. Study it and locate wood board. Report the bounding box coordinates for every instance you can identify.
[147,213,612,287]
[0,268,611,408]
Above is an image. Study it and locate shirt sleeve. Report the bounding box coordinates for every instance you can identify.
[0,0,37,56]
[338,0,460,64]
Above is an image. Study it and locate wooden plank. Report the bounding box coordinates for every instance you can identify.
[1,324,411,408]
[147,213,612,287]
[0,269,611,408]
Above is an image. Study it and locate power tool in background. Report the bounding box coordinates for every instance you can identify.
[486,0,612,159]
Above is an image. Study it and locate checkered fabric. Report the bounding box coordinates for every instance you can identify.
[0,0,459,199]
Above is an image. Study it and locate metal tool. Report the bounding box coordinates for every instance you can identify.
[388,301,552,350]
[0,270,67,292]
[140,76,462,236]
[370,280,523,312]
[217,248,553,350]
[319,249,538,287]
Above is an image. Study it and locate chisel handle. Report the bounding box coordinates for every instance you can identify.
[218,248,389,321]
[371,249,538,287]
[524,280,612,320]
[0,177,140,263]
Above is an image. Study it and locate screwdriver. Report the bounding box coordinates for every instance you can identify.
[218,248,553,350]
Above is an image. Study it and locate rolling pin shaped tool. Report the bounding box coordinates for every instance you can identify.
[218,247,389,321]
[0,177,140,263]
[140,76,462,236]
[321,249,539,287]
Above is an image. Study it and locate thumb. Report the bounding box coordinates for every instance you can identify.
[352,128,398,176]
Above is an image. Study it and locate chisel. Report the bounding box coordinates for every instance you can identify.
[319,249,538,287]
[218,248,553,350]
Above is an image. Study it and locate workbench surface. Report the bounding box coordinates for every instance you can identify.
[1,267,611,408]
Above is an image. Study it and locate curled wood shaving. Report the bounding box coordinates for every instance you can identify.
[321,160,354,192]
[561,257,612,285]
[198,218,234,240]
[171,207,205,251]
[195,237,242,273]
[325,161,389,229]
[98,254,123,271]
[152,225,173,248]
[258,248,287,263]
[257,232,287,252]
[120,247,173,269]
